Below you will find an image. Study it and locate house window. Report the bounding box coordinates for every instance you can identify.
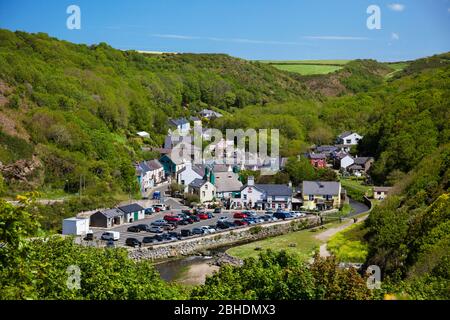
[202,191,205,197]
[325,195,333,201]
[309,195,314,200]
[181,180,185,185]
[346,139,351,144]
[243,194,247,200]
[205,184,208,189]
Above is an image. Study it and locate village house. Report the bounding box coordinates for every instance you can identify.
[373,186,393,200]
[336,131,363,146]
[190,116,202,127]
[213,170,243,200]
[118,203,145,223]
[301,181,342,211]
[159,153,188,178]
[135,159,165,193]
[232,176,293,210]
[307,153,327,168]
[340,154,355,170]
[199,108,223,120]
[168,118,190,135]
[314,145,338,158]
[89,208,124,228]
[188,178,216,203]
[347,157,374,176]
[177,162,207,192]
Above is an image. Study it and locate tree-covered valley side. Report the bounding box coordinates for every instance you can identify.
[0,29,449,299]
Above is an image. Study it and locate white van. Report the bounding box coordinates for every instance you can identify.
[101,231,120,241]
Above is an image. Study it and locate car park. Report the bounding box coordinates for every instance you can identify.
[101,231,120,240]
[213,207,222,214]
[151,219,167,226]
[125,238,141,247]
[127,226,141,233]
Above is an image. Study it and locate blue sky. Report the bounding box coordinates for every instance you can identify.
[0,0,449,61]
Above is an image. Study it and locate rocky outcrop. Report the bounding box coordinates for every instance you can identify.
[0,156,41,183]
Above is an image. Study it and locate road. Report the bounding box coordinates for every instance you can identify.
[348,198,369,216]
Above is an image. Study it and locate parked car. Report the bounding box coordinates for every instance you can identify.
[162,223,176,231]
[101,231,120,241]
[167,231,182,240]
[178,219,189,226]
[192,227,204,235]
[273,211,292,220]
[127,226,141,233]
[144,207,155,215]
[262,215,276,222]
[213,207,222,214]
[151,219,167,226]
[164,214,182,222]
[233,212,248,219]
[136,224,151,232]
[190,215,200,222]
[106,239,115,248]
[142,236,156,244]
[180,229,192,237]
[182,209,193,215]
[153,234,165,242]
[234,220,249,226]
[149,226,164,233]
[201,226,216,234]
[197,213,209,220]
[125,238,141,247]
[84,231,94,241]
[152,191,161,200]
[153,204,165,211]
[243,217,256,224]
[218,216,228,222]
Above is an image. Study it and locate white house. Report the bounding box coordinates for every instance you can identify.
[336,131,363,146]
[214,171,243,199]
[340,155,355,170]
[232,176,292,210]
[199,109,223,120]
[62,217,90,236]
[177,162,206,192]
[168,118,190,135]
[118,203,145,223]
[135,159,165,193]
[188,178,216,203]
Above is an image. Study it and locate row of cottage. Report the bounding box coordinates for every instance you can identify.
[305,131,375,177]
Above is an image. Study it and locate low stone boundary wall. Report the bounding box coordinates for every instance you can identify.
[129,216,321,261]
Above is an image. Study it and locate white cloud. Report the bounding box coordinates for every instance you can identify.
[303,35,369,41]
[388,3,405,12]
[151,34,311,46]
[391,32,400,40]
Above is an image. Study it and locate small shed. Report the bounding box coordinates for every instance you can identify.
[62,217,90,235]
[90,209,124,228]
[137,131,150,138]
[118,203,145,223]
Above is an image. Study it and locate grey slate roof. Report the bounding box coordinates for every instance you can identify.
[316,145,338,153]
[255,184,293,196]
[302,181,341,196]
[354,157,373,165]
[338,131,353,139]
[169,118,189,127]
[99,208,124,218]
[214,172,243,193]
[308,153,327,159]
[118,203,145,213]
[189,178,208,189]
[147,159,163,170]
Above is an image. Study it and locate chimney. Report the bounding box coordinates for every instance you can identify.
[248,176,255,186]
[288,181,292,188]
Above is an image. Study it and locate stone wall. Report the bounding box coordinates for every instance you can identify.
[129,216,321,261]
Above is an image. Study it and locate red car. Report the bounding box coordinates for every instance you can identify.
[164,214,181,222]
[234,220,248,226]
[197,213,209,220]
[233,212,248,219]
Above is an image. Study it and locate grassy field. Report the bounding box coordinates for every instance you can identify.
[327,222,369,263]
[384,62,409,78]
[258,59,350,75]
[226,219,347,260]
[340,178,373,201]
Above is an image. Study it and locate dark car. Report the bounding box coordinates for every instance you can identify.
[182,209,193,215]
[125,238,141,247]
[213,207,222,214]
[190,215,200,222]
[151,219,167,226]
[84,233,94,241]
[127,226,140,233]
[167,231,181,240]
[142,236,156,244]
[180,229,192,237]
[136,224,151,232]
[153,234,165,242]
[177,219,189,225]
[273,211,291,220]
[192,227,204,235]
